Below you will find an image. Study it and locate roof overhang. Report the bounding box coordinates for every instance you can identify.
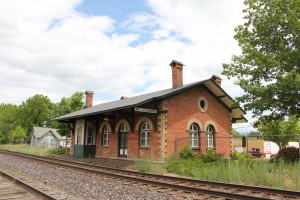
[203,80,247,123]
[54,79,247,124]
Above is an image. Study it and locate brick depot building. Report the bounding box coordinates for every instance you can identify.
[55,60,247,160]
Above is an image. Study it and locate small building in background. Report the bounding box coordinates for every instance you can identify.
[30,127,66,148]
[231,138,265,154]
[264,141,299,158]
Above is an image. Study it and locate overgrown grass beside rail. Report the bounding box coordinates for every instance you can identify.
[163,146,300,191]
[0,144,68,156]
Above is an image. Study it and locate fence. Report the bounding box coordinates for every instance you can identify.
[174,134,300,158]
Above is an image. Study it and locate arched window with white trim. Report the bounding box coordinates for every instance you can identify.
[189,123,200,148]
[140,122,150,147]
[206,125,216,149]
[102,125,110,146]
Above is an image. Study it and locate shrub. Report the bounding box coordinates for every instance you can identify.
[166,161,181,174]
[47,148,68,155]
[230,150,241,160]
[135,160,152,172]
[179,145,197,160]
[165,159,204,176]
[277,147,299,163]
[230,150,255,160]
[199,148,225,163]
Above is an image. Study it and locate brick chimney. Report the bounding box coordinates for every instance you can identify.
[170,60,184,88]
[211,75,222,86]
[85,90,94,108]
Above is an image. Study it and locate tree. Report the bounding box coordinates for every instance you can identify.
[18,94,54,135]
[256,115,300,149]
[231,129,242,138]
[247,131,261,138]
[0,104,19,143]
[8,125,27,143]
[52,91,84,137]
[222,0,300,120]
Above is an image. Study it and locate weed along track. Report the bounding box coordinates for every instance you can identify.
[0,150,299,200]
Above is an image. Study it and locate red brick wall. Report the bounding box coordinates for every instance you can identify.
[93,85,232,160]
[95,115,160,159]
[165,85,231,157]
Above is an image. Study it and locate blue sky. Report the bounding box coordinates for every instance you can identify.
[0,0,256,133]
[76,0,152,20]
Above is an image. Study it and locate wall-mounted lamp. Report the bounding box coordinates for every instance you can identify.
[104,116,109,122]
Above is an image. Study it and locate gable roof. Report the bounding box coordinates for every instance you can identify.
[54,78,247,123]
[31,127,62,139]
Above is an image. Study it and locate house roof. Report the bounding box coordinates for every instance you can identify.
[31,127,62,139]
[54,78,247,123]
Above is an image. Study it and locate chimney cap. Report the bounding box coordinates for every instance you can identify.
[211,75,222,86]
[169,60,184,67]
[85,90,94,94]
[211,75,222,80]
[120,96,128,100]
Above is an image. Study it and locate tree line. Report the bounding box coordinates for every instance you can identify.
[0,92,84,144]
[223,0,300,150]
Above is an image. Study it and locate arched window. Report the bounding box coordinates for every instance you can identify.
[206,125,216,149]
[140,122,150,147]
[189,123,199,148]
[120,124,128,132]
[102,125,110,146]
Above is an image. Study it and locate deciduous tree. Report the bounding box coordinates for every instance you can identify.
[222,0,300,120]
[0,103,19,143]
[8,125,27,143]
[18,94,54,135]
[53,91,84,137]
[256,115,300,149]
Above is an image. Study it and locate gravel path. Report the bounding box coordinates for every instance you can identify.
[0,154,190,200]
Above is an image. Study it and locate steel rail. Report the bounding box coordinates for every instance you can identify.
[1,150,299,200]
[0,169,57,200]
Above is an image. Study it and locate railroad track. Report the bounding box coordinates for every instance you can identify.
[0,168,56,200]
[0,150,299,200]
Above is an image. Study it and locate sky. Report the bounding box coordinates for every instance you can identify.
[0,0,256,133]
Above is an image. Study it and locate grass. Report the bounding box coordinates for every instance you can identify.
[1,144,299,190]
[0,144,68,156]
[135,159,167,175]
[164,156,300,191]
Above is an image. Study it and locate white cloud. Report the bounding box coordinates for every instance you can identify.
[0,0,252,130]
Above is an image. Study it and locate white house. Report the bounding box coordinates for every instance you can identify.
[30,127,65,148]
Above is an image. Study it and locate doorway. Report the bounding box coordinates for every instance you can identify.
[118,124,128,157]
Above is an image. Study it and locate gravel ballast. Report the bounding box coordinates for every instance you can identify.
[0,154,191,200]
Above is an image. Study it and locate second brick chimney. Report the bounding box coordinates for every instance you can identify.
[170,60,184,88]
[85,90,94,108]
[211,75,222,86]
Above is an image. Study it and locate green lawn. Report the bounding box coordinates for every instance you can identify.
[0,144,55,156]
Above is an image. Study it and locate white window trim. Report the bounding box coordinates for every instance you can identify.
[102,126,110,146]
[140,122,150,147]
[206,125,215,148]
[189,123,199,148]
[86,127,95,145]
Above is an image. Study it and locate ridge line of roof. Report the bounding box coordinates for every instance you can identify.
[53,79,210,121]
